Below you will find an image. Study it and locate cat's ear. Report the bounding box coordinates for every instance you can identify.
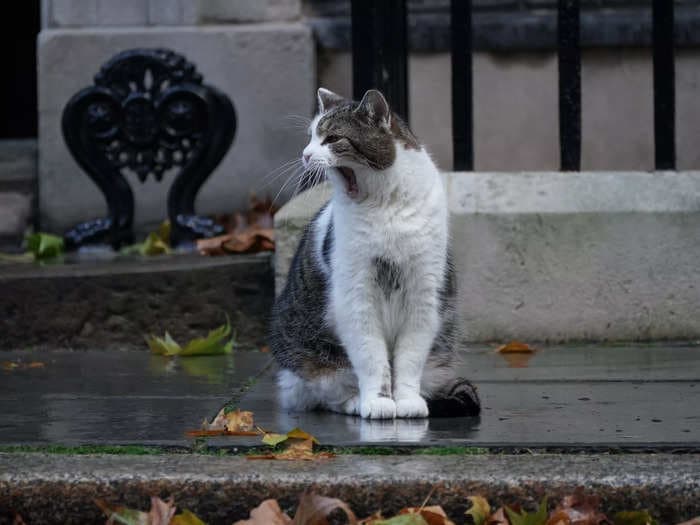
[355,89,391,127]
[317,88,344,113]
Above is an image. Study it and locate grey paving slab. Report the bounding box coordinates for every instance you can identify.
[0,350,272,446]
[228,344,700,448]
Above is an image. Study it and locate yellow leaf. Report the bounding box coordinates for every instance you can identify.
[147,319,233,357]
[262,433,288,447]
[139,231,171,256]
[286,427,320,445]
[465,496,491,525]
[171,509,207,525]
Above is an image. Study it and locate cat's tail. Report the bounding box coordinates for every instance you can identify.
[426,378,481,417]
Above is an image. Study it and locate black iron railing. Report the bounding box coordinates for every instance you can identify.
[350,0,676,172]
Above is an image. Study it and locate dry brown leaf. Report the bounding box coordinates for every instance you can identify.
[292,491,357,525]
[359,511,385,524]
[675,519,700,525]
[496,341,535,353]
[247,438,335,461]
[485,508,510,525]
[546,489,611,525]
[399,506,455,525]
[233,499,292,525]
[187,408,260,437]
[96,496,176,525]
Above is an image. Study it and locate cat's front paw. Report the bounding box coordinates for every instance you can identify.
[360,397,396,419]
[395,395,429,418]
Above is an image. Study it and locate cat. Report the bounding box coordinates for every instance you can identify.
[269,87,480,419]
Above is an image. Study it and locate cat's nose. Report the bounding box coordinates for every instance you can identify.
[303,153,311,164]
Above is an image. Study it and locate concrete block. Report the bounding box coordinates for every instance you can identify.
[0,192,32,240]
[96,0,148,26]
[38,24,315,233]
[0,140,37,194]
[50,0,98,27]
[198,0,301,23]
[274,172,700,342]
[148,0,185,25]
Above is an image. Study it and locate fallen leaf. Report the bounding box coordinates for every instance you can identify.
[506,498,548,525]
[147,319,234,357]
[497,341,535,353]
[171,509,207,525]
[187,407,260,437]
[248,438,335,461]
[260,345,271,353]
[233,499,292,525]
[398,506,455,525]
[613,511,658,525]
[26,232,64,260]
[675,519,700,525]
[223,409,255,432]
[139,231,171,256]
[292,491,357,524]
[262,433,289,447]
[2,361,46,371]
[359,511,384,524]
[373,515,429,525]
[96,496,176,525]
[485,508,510,525]
[546,488,611,525]
[286,428,320,445]
[466,496,491,525]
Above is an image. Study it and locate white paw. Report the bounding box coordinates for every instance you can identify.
[341,395,361,415]
[395,395,429,418]
[360,396,396,419]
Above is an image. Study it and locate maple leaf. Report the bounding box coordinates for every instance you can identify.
[465,496,491,525]
[546,489,612,525]
[505,498,548,525]
[397,506,455,525]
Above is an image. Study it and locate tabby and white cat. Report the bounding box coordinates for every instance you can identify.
[269,88,480,419]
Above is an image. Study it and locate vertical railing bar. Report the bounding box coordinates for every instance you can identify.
[451,0,474,171]
[351,0,409,122]
[652,0,676,170]
[557,0,581,171]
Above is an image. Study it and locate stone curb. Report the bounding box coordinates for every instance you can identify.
[1,453,698,523]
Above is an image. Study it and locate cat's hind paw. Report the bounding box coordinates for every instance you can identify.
[395,395,429,418]
[361,397,396,419]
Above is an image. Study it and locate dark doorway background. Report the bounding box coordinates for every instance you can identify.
[2,0,40,138]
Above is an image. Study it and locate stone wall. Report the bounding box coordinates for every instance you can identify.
[38,0,314,234]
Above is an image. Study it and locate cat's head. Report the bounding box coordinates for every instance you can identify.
[302,88,419,200]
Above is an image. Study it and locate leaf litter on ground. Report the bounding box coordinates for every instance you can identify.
[91,489,699,525]
[197,195,277,255]
[147,318,234,357]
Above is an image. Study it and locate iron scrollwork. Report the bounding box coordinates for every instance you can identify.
[61,48,236,248]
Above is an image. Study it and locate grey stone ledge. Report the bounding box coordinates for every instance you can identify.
[1,454,699,523]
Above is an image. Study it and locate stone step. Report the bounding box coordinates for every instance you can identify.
[0,139,37,194]
[0,253,274,351]
[274,172,700,342]
[1,453,698,523]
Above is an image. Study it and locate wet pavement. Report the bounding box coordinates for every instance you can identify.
[1,344,698,448]
[0,349,272,446]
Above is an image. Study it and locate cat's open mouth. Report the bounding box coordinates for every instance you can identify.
[337,167,358,198]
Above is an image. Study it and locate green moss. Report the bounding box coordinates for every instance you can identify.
[413,446,489,455]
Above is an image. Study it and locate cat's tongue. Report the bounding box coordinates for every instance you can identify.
[338,167,358,198]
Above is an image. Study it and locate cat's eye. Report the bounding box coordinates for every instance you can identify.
[322,134,341,145]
